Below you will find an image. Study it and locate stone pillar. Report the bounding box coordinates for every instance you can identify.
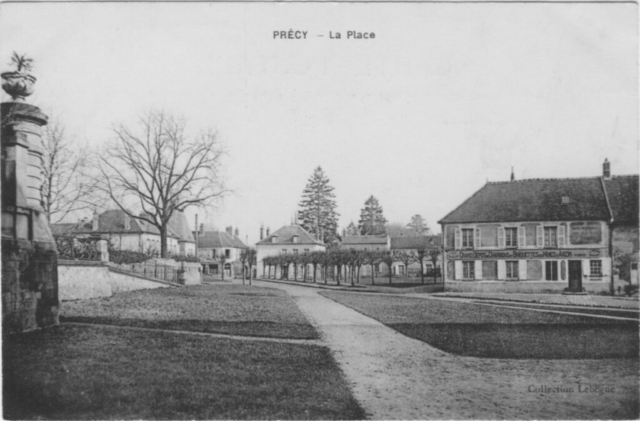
[2,101,59,333]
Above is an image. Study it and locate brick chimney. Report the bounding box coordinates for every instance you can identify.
[124,213,131,231]
[260,226,264,240]
[266,227,270,237]
[226,226,233,235]
[603,158,612,180]
[234,227,239,237]
[199,223,204,236]
[92,210,99,231]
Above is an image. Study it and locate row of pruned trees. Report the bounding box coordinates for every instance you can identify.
[261,248,441,286]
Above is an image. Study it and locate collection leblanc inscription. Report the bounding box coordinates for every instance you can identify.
[273,30,375,39]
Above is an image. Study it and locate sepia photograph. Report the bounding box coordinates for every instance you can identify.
[1,1,638,419]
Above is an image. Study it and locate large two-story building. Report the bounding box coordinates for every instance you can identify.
[51,209,184,255]
[438,160,638,294]
[196,226,246,278]
[255,225,326,278]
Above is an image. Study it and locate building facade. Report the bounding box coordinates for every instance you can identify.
[196,226,246,278]
[438,160,638,294]
[255,225,326,278]
[389,235,442,277]
[52,209,182,255]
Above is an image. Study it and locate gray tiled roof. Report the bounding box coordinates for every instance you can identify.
[196,231,246,249]
[341,235,389,245]
[603,175,639,225]
[438,177,614,224]
[255,225,324,246]
[391,235,442,249]
[51,209,181,238]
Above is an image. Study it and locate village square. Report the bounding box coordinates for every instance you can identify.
[1,2,639,420]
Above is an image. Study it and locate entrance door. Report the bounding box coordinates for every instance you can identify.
[568,260,583,292]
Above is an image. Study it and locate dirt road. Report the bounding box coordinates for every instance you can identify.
[249,280,639,420]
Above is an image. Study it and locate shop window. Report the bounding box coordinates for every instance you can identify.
[544,227,557,248]
[590,260,602,277]
[505,228,518,248]
[462,229,474,248]
[462,261,475,279]
[506,261,519,280]
[545,261,558,281]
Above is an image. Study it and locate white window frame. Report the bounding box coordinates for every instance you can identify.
[543,227,558,248]
[462,261,475,280]
[461,228,474,249]
[590,260,602,277]
[506,261,519,280]
[505,227,518,248]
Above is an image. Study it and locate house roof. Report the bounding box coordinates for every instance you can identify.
[255,225,324,246]
[167,211,196,244]
[341,235,389,245]
[391,235,442,250]
[51,209,181,238]
[603,175,639,225]
[438,177,615,224]
[196,231,246,249]
[50,223,78,236]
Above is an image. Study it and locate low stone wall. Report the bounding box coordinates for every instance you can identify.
[445,280,617,294]
[58,260,174,301]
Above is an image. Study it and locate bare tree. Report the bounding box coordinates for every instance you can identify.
[41,115,101,223]
[96,111,226,257]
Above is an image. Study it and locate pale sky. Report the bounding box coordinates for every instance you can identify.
[1,2,637,244]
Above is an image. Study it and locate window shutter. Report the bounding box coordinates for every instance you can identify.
[498,227,505,248]
[474,228,481,248]
[518,226,525,248]
[454,228,461,250]
[497,260,506,280]
[582,260,590,278]
[474,260,482,280]
[518,260,527,280]
[602,259,611,277]
[454,260,463,280]
[536,226,544,248]
[558,225,566,247]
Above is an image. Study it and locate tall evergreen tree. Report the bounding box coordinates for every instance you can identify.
[298,166,339,244]
[358,196,387,235]
[407,214,430,236]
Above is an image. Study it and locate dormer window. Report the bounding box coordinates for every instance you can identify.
[293,235,299,244]
[271,235,278,243]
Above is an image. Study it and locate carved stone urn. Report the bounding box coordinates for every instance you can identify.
[1,71,36,101]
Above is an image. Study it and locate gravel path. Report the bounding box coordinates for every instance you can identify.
[249,280,638,420]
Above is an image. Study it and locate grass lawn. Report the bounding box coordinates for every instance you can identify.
[61,285,317,339]
[3,325,365,420]
[320,292,639,359]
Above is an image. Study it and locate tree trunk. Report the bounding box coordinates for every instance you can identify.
[388,263,392,284]
[242,263,246,285]
[371,263,375,285]
[420,258,425,284]
[313,264,317,283]
[350,265,354,287]
[160,225,168,258]
[357,265,361,284]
